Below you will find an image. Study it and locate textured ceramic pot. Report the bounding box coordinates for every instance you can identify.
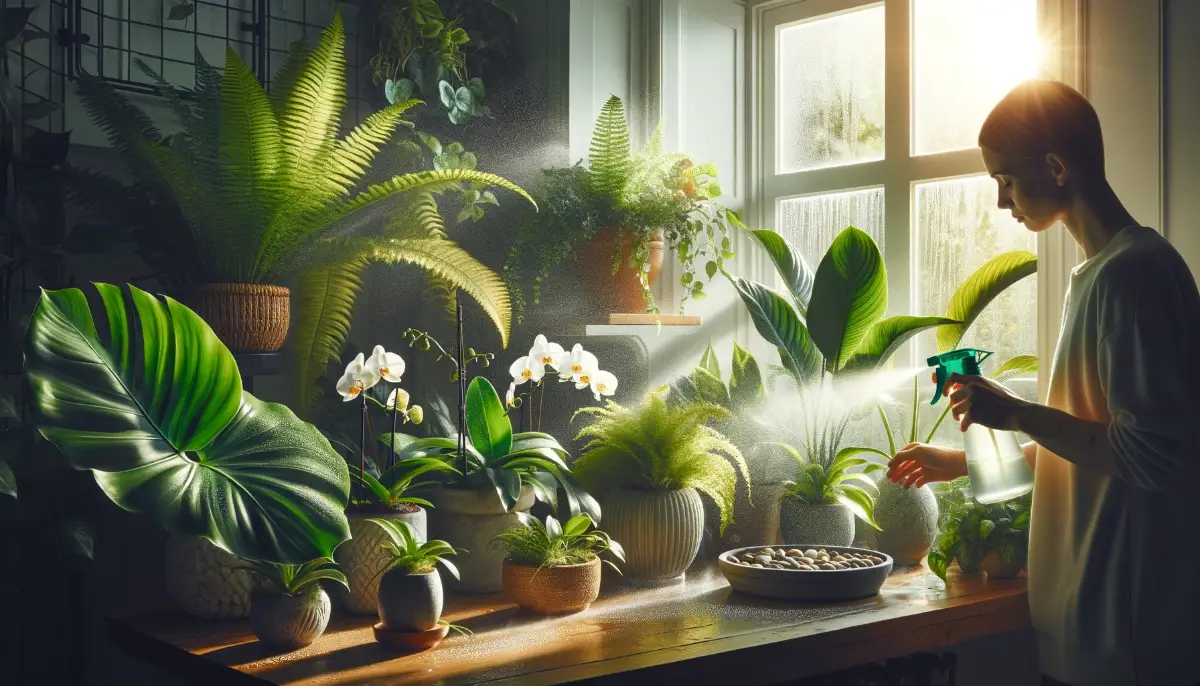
[779,500,856,547]
[603,487,705,582]
[250,586,331,650]
[980,549,1027,578]
[335,508,427,615]
[164,533,252,619]
[180,283,290,353]
[426,485,535,593]
[502,557,602,615]
[721,482,787,549]
[377,569,443,632]
[873,479,940,566]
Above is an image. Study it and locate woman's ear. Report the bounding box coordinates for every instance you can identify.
[1045,153,1070,187]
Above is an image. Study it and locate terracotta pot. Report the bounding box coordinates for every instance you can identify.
[502,557,602,615]
[334,508,427,615]
[426,485,536,593]
[577,228,666,315]
[779,501,856,547]
[980,549,1027,578]
[180,283,290,352]
[377,569,443,633]
[602,487,705,582]
[164,533,252,619]
[250,586,331,650]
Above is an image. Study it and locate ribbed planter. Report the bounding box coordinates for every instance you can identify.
[180,283,290,353]
[378,569,443,632]
[334,508,427,615]
[426,485,535,593]
[164,533,252,619]
[250,586,331,650]
[502,557,602,615]
[602,487,705,582]
[779,500,856,547]
[873,479,939,566]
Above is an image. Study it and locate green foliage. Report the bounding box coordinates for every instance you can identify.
[24,283,352,564]
[666,343,764,414]
[490,513,625,571]
[243,557,348,597]
[937,251,1038,353]
[927,477,1031,581]
[368,517,462,578]
[571,393,749,534]
[777,444,888,530]
[348,457,460,510]
[587,96,633,199]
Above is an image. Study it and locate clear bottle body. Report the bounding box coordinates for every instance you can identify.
[962,423,1034,504]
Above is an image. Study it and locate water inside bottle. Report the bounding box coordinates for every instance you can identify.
[963,423,1034,504]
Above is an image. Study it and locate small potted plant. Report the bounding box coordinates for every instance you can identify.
[775,437,887,547]
[492,513,625,615]
[369,518,463,652]
[244,558,347,650]
[927,477,1031,581]
[571,392,748,583]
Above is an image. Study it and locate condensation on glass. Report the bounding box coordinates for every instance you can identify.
[778,187,885,271]
[777,5,885,173]
[913,0,1040,155]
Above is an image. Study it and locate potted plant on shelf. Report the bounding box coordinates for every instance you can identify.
[927,477,1031,580]
[491,513,624,615]
[774,433,888,547]
[369,518,463,652]
[571,392,748,583]
[503,95,746,322]
[23,283,352,619]
[70,10,533,364]
[244,557,347,650]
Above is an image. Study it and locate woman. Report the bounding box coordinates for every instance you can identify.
[887,79,1200,686]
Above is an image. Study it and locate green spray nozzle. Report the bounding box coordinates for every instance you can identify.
[928,348,993,405]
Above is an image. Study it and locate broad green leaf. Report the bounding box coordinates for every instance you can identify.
[545,515,563,539]
[698,343,721,378]
[690,367,729,406]
[465,377,512,462]
[842,316,959,374]
[837,484,880,531]
[751,229,815,313]
[349,465,390,503]
[927,549,949,581]
[829,446,889,476]
[937,251,1037,353]
[563,514,593,538]
[509,432,567,455]
[990,354,1038,383]
[729,275,821,382]
[728,342,764,409]
[0,459,14,498]
[807,227,888,372]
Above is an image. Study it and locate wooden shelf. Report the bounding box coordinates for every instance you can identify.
[606,313,702,326]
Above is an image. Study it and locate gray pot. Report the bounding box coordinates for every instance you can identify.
[426,484,535,593]
[335,508,427,615]
[164,533,252,619]
[873,479,939,566]
[378,569,443,632]
[779,500,856,547]
[721,482,787,549]
[250,586,331,650]
[603,487,705,582]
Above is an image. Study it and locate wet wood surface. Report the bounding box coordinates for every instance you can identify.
[108,564,1029,685]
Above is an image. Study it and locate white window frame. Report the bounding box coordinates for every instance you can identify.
[746,0,1084,401]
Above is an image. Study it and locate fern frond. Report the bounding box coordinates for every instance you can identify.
[321,99,423,198]
[187,48,224,187]
[137,140,226,277]
[278,10,347,187]
[293,259,367,418]
[74,74,164,170]
[133,57,198,131]
[588,95,632,199]
[269,37,311,117]
[425,273,460,326]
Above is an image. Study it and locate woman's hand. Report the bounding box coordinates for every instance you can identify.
[886,442,967,489]
[945,373,1032,432]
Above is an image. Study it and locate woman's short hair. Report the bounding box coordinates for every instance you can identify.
[978,79,1105,175]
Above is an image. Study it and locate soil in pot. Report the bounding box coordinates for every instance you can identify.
[180,283,290,353]
[426,485,535,594]
[872,479,939,566]
[335,503,427,615]
[779,500,856,547]
[502,557,602,615]
[576,228,665,316]
[378,568,443,633]
[250,586,331,650]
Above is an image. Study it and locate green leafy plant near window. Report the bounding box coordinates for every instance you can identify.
[491,513,625,572]
[242,557,349,597]
[503,95,746,322]
[775,442,889,530]
[67,12,535,418]
[570,393,750,535]
[369,517,463,578]
[927,477,1031,581]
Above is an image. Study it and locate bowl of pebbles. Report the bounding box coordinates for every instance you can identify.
[718,545,893,601]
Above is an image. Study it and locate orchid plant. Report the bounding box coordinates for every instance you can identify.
[505,336,618,431]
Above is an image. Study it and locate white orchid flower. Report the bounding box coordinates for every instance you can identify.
[560,344,599,383]
[505,383,517,408]
[386,388,410,412]
[590,370,618,401]
[336,353,380,401]
[366,345,406,383]
[573,368,595,391]
[528,334,565,371]
[509,355,545,385]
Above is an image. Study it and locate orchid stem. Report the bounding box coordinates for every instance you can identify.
[389,398,398,470]
[358,394,367,502]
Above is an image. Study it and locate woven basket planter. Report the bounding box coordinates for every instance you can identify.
[502,557,602,615]
[181,283,290,353]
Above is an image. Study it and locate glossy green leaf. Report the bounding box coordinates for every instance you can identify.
[729,275,821,382]
[562,514,593,538]
[752,229,815,313]
[837,484,880,531]
[807,227,888,373]
[728,342,764,409]
[466,377,512,462]
[690,367,729,406]
[842,316,959,375]
[698,343,721,378]
[937,251,1037,353]
[927,548,949,581]
[990,354,1038,383]
[544,515,563,539]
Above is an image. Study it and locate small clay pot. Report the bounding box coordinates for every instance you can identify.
[378,569,443,632]
[373,622,449,653]
[502,557,602,615]
[249,586,331,650]
[980,549,1026,578]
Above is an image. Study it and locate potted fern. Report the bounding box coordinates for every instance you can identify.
[369,518,462,652]
[244,558,346,650]
[492,513,624,615]
[571,393,748,583]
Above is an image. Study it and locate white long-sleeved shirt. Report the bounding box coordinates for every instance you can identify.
[1031,225,1200,686]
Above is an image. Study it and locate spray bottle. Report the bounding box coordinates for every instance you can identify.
[929,348,1034,504]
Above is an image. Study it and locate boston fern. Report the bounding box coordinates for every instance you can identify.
[491,513,625,571]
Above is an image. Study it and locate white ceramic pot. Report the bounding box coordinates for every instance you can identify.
[250,586,331,650]
[873,479,939,566]
[426,485,535,593]
[334,508,428,615]
[602,487,705,582]
[164,533,252,619]
[779,500,856,547]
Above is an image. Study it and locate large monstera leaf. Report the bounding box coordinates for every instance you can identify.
[24,283,351,564]
[806,226,888,373]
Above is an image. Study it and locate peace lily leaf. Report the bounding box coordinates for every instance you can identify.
[807,226,888,373]
[937,250,1037,353]
[990,354,1038,383]
[728,275,821,382]
[752,229,815,313]
[24,283,351,563]
[728,342,764,409]
[466,377,512,462]
[698,343,721,379]
[690,367,729,406]
[842,316,960,375]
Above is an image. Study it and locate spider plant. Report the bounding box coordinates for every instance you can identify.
[243,557,349,598]
[348,457,461,512]
[775,439,888,530]
[490,513,624,571]
[368,518,462,578]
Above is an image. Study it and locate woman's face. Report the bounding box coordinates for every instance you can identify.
[980,147,1070,233]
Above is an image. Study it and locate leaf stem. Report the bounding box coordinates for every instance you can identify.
[877,405,896,456]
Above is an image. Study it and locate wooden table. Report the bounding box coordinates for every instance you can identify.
[108,564,1029,685]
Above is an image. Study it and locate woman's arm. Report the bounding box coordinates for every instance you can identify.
[1022,440,1037,471]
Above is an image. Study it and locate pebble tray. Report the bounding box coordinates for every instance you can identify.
[718,545,894,601]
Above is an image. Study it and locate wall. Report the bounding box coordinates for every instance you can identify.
[1164,0,1200,273]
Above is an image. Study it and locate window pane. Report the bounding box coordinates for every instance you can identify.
[778,6,885,172]
[778,187,885,270]
[913,0,1039,155]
